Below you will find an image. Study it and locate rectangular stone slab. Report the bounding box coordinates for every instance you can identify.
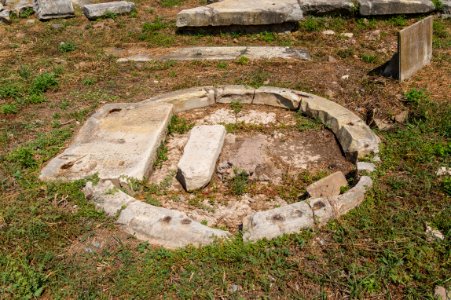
[40,102,173,182]
[176,0,303,28]
[34,0,75,20]
[82,1,135,20]
[398,16,433,81]
[177,125,226,191]
[359,0,435,15]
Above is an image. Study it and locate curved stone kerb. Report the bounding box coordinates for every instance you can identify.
[242,176,373,242]
[83,180,230,249]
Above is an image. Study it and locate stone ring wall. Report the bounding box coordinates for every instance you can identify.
[82,85,380,249]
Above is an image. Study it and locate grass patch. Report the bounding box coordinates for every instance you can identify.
[230,170,249,195]
[168,115,194,135]
[153,142,168,168]
[230,100,243,114]
[58,42,76,53]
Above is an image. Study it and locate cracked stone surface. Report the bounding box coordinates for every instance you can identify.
[34,0,75,20]
[83,1,135,20]
[176,0,303,28]
[177,125,226,191]
[359,0,435,15]
[40,102,173,182]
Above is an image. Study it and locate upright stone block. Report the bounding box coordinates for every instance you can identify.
[398,16,433,81]
[177,125,226,191]
[40,102,173,182]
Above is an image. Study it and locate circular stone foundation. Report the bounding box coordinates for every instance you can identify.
[76,85,380,249]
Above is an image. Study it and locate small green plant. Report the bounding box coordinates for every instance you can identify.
[230,100,243,115]
[18,66,31,79]
[443,177,451,195]
[388,15,407,27]
[404,88,428,105]
[296,113,323,132]
[1,104,18,114]
[103,11,118,19]
[6,147,36,168]
[19,7,34,18]
[82,77,96,86]
[259,31,277,42]
[361,54,377,63]
[160,0,183,7]
[300,17,324,32]
[432,0,444,10]
[58,42,76,53]
[154,142,168,168]
[230,170,249,195]
[142,17,168,32]
[168,115,194,135]
[30,72,58,94]
[217,61,228,69]
[236,56,249,65]
[24,94,46,104]
[0,84,22,100]
[146,196,162,206]
[201,220,208,225]
[356,18,377,29]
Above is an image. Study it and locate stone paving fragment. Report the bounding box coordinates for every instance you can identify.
[357,161,376,173]
[40,102,173,182]
[84,180,230,249]
[306,171,348,198]
[301,0,356,15]
[359,0,435,15]
[0,8,10,23]
[34,0,75,20]
[83,1,135,20]
[216,85,255,104]
[4,0,32,14]
[144,86,215,113]
[306,197,334,226]
[177,125,226,191]
[242,201,314,241]
[116,47,310,63]
[253,86,302,110]
[176,0,303,28]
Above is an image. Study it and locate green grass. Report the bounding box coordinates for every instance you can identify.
[58,42,76,53]
[230,100,243,114]
[153,142,169,168]
[230,170,249,195]
[168,115,194,135]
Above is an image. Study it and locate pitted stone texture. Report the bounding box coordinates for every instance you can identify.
[357,161,376,173]
[301,0,356,15]
[254,87,302,110]
[359,0,435,15]
[0,8,10,23]
[176,0,303,28]
[243,201,314,241]
[306,171,348,198]
[216,85,255,104]
[83,1,135,20]
[144,86,215,113]
[300,93,380,159]
[40,102,173,182]
[34,0,75,20]
[306,197,334,226]
[83,180,230,249]
[177,125,226,191]
[329,176,373,215]
[118,200,230,249]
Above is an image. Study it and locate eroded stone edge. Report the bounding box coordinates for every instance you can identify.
[83,180,231,249]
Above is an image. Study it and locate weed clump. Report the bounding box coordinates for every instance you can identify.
[230,170,249,195]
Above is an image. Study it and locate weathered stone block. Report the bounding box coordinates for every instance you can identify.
[301,0,356,15]
[243,201,314,241]
[40,102,173,182]
[34,0,75,20]
[306,171,348,198]
[216,85,255,104]
[176,0,303,28]
[357,161,376,173]
[398,16,433,81]
[83,1,135,20]
[145,86,215,112]
[306,197,335,226]
[177,125,226,191]
[329,176,373,215]
[253,87,302,110]
[359,0,435,15]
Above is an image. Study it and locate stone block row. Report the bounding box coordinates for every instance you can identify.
[176,0,441,29]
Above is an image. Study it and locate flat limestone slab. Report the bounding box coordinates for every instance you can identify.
[177,125,226,191]
[176,0,303,28]
[115,47,310,62]
[83,1,135,20]
[40,102,173,182]
[359,0,435,15]
[35,0,75,20]
[301,0,356,14]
